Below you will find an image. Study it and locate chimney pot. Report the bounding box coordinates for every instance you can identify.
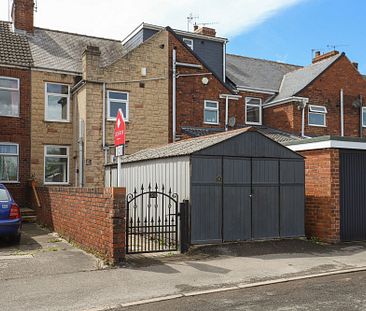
[312,50,340,63]
[12,0,35,33]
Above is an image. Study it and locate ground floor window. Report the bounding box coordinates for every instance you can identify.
[308,105,327,127]
[0,143,19,182]
[44,145,69,184]
[362,107,366,127]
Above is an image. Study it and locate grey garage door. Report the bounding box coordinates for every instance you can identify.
[191,156,304,244]
[340,150,366,241]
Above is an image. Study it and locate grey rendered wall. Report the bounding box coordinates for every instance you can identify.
[124,28,159,52]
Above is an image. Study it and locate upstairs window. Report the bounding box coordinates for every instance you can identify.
[44,146,69,184]
[245,97,262,125]
[0,143,19,182]
[183,38,194,50]
[204,100,219,125]
[0,77,19,117]
[308,105,327,127]
[362,107,366,128]
[45,83,70,122]
[107,91,129,121]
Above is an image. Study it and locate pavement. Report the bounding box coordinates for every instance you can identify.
[2,224,366,311]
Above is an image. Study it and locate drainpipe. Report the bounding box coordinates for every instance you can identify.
[172,48,177,142]
[223,41,226,82]
[102,82,107,162]
[361,95,364,138]
[225,96,229,131]
[78,119,84,187]
[340,89,344,136]
[300,99,308,137]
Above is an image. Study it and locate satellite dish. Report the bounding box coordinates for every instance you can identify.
[352,96,362,108]
[228,116,236,127]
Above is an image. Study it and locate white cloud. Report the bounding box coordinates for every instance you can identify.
[0,0,306,40]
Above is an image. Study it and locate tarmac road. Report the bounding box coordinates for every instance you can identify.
[115,271,366,311]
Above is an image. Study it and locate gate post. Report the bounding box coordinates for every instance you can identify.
[180,200,190,253]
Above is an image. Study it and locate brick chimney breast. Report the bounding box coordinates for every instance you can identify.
[194,26,216,37]
[12,0,35,33]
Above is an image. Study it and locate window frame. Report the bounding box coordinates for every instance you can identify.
[245,97,262,125]
[362,107,366,128]
[107,90,129,121]
[308,104,327,127]
[183,38,194,50]
[0,76,20,118]
[44,82,71,122]
[44,145,70,185]
[0,142,19,183]
[203,100,219,125]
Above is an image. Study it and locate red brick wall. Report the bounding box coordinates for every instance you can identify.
[263,55,366,138]
[301,149,340,242]
[33,187,125,264]
[0,66,31,207]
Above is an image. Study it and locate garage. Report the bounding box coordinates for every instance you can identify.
[340,150,366,241]
[113,127,305,246]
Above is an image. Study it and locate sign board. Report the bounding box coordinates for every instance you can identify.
[114,109,126,146]
[116,145,124,157]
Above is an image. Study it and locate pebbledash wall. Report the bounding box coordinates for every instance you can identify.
[300,149,340,242]
[264,54,366,138]
[33,186,126,263]
[0,66,31,207]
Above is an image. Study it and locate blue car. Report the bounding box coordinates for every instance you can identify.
[0,184,22,244]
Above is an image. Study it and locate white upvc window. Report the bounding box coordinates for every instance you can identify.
[308,105,327,127]
[0,143,19,183]
[245,97,262,125]
[362,107,366,128]
[0,77,20,117]
[183,38,194,50]
[44,145,69,185]
[45,82,70,122]
[107,91,129,121]
[204,100,219,125]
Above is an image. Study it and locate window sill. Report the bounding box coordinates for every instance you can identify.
[107,118,129,123]
[204,122,219,125]
[246,122,262,126]
[44,120,71,124]
[44,182,70,186]
[0,181,20,184]
[0,114,20,119]
[308,124,327,128]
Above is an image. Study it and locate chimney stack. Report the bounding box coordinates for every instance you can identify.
[194,26,216,37]
[12,0,35,33]
[312,50,339,64]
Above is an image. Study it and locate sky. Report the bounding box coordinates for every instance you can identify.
[0,0,365,72]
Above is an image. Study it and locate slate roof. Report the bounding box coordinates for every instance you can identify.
[26,27,127,73]
[271,53,343,102]
[181,126,304,144]
[226,54,301,91]
[122,128,255,164]
[0,21,33,67]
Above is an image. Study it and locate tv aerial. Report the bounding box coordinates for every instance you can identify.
[187,13,199,31]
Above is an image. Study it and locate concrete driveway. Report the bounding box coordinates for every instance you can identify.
[0,223,100,280]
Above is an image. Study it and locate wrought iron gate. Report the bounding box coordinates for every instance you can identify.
[126,184,179,254]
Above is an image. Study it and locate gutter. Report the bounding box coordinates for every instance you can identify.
[237,86,277,95]
[263,96,308,108]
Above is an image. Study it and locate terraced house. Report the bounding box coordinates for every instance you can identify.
[2,0,366,243]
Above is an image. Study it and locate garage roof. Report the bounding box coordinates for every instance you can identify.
[123,128,255,163]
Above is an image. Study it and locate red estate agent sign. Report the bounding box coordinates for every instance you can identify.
[114,109,126,146]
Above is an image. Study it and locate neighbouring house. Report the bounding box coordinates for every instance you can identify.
[0,18,33,207]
